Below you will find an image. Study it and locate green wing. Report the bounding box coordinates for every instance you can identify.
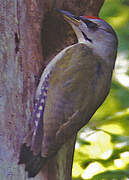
[41,43,112,157]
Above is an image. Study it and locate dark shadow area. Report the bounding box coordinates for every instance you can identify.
[41,10,77,64]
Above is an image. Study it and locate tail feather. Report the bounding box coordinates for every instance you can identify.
[26,155,47,178]
[19,143,47,178]
[18,144,33,164]
[18,114,45,177]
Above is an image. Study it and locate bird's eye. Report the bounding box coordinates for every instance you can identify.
[80,17,98,30]
[86,21,98,29]
[74,16,80,20]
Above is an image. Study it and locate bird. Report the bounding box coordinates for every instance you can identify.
[18,9,118,178]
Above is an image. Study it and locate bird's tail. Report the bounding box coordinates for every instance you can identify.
[18,143,47,178]
[18,128,48,178]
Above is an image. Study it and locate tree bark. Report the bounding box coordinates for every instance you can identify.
[0,0,104,179]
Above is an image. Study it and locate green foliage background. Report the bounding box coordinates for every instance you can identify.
[72,0,129,179]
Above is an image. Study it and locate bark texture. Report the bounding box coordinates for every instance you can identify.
[0,0,104,179]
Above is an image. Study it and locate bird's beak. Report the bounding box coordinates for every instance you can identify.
[56,9,81,26]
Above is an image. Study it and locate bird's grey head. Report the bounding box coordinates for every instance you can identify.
[57,9,118,65]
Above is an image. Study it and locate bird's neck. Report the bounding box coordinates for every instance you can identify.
[70,23,87,44]
[92,41,116,69]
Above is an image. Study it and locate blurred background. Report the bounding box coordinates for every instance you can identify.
[72,0,129,179]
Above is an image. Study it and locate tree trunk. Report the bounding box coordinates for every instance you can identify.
[0,0,105,179]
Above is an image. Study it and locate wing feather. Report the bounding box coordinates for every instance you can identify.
[41,43,112,157]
